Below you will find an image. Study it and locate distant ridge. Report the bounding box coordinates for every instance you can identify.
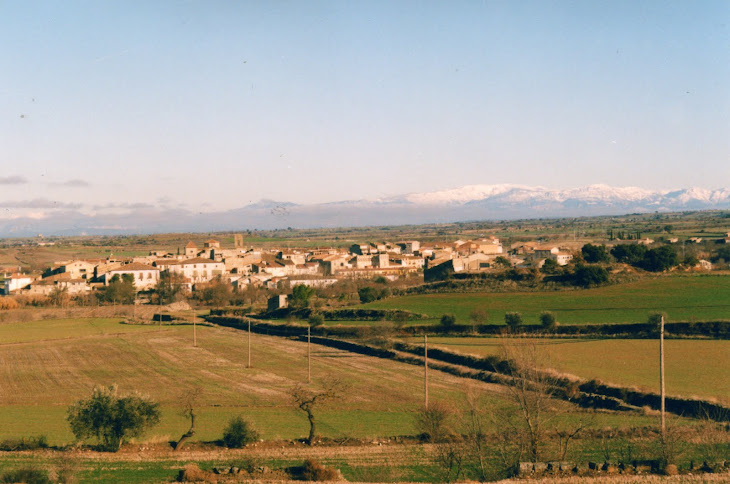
[1,184,729,237]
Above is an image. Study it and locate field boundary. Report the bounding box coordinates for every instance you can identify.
[206,315,730,422]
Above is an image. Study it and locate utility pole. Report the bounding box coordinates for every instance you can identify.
[307,325,311,383]
[247,319,251,368]
[660,315,666,437]
[424,334,429,409]
[192,308,197,347]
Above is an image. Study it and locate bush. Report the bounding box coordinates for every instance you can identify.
[581,243,610,263]
[0,435,48,451]
[300,458,339,481]
[0,468,51,484]
[67,385,160,452]
[648,312,668,325]
[308,313,324,326]
[0,297,19,310]
[414,402,452,443]
[439,313,456,328]
[358,286,379,303]
[571,264,609,287]
[504,312,522,330]
[222,415,259,448]
[539,311,557,330]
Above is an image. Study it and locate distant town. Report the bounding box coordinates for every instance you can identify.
[3,229,728,300]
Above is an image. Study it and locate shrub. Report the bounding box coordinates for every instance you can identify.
[0,297,19,310]
[414,402,452,443]
[539,311,557,330]
[469,308,488,328]
[504,312,522,330]
[648,312,668,325]
[308,313,324,327]
[0,467,51,484]
[300,458,339,481]
[571,264,608,287]
[0,435,48,451]
[358,286,380,303]
[67,385,160,451]
[222,415,259,448]
[581,243,610,263]
[440,313,456,329]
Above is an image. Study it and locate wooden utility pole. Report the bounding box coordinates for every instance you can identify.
[660,315,666,437]
[307,325,311,383]
[424,334,429,409]
[247,319,251,368]
[192,309,197,347]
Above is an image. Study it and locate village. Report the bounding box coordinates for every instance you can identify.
[0,235,589,299]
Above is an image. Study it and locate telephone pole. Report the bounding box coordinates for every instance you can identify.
[308,325,311,383]
[192,308,197,347]
[424,334,429,409]
[660,315,666,437]
[247,319,252,368]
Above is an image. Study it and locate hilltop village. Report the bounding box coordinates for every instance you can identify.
[0,235,587,299]
[3,227,727,303]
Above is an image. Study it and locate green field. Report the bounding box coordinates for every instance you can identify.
[405,336,730,403]
[362,275,730,325]
[0,318,668,447]
[0,318,505,445]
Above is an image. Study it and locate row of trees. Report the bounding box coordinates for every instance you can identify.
[65,380,344,452]
[440,311,558,331]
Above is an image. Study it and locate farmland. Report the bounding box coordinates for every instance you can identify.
[404,336,730,403]
[361,274,730,325]
[0,317,666,445]
[0,317,726,482]
[0,318,526,444]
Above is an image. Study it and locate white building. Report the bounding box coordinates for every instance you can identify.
[1,274,33,295]
[163,258,226,284]
[104,263,160,290]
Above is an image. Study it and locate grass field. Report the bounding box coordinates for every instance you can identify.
[0,318,668,447]
[404,336,730,403]
[361,275,730,325]
[0,318,501,445]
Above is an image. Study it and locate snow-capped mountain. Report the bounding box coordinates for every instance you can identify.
[397,184,701,206]
[1,184,729,237]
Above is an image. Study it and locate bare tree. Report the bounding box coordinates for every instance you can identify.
[174,387,202,451]
[290,379,345,445]
[498,338,555,461]
[462,385,489,481]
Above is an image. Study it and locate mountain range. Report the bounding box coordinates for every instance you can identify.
[2,184,729,238]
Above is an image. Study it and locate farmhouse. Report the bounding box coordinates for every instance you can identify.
[26,273,90,296]
[163,258,226,284]
[103,263,160,290]
[1,273,33,295]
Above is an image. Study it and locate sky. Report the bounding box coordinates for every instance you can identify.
[1,0,729,221]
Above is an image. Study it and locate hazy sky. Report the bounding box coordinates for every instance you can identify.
[1,1,728,216]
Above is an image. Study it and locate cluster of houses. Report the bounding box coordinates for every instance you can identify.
[0,235,593,297]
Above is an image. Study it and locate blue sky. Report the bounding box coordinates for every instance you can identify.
[1,0,728,218]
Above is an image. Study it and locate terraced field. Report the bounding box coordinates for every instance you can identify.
[404,336,730,403]
[362,275,730,325]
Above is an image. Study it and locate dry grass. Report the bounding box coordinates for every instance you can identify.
[0,318,514,444]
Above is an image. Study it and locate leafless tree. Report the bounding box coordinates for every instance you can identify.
[498,338,556,461]
[290,378,345,445]
[174,386,202,451]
